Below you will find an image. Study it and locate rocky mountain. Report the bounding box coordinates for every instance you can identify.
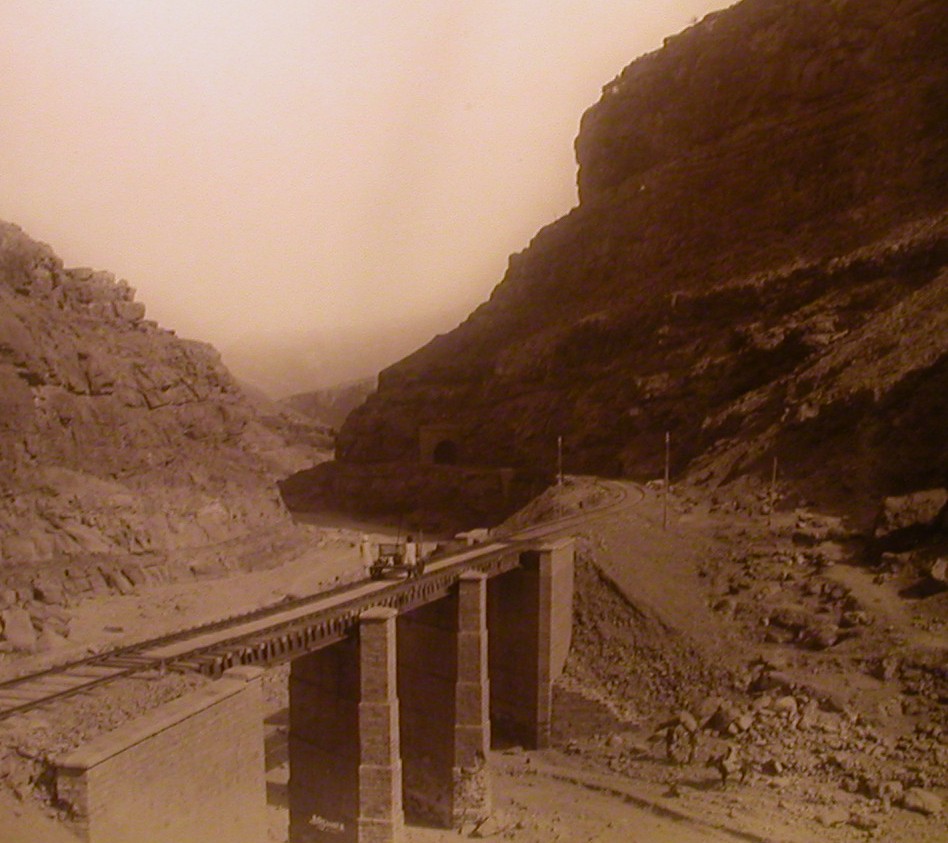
[281,377,376,431]
[334,0,948,524]
[0,222,322,596]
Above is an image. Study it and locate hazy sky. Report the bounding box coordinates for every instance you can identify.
[1,1,727,396]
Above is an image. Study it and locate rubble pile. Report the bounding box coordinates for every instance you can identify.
[555,484,947,841]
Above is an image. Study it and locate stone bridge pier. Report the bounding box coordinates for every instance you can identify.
[288,538,574,843]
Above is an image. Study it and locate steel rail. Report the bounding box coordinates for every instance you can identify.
[0,479,639,722]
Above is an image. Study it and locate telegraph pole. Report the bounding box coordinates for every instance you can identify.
[557,435,563,486]
[663,431,670,530]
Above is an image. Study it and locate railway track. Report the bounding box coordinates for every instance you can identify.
[0,478,640,723]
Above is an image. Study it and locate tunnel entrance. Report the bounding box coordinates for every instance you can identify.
[418,423,462,465]
[432,439,458,465]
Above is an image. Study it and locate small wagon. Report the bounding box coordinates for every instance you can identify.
[369,541,426,580]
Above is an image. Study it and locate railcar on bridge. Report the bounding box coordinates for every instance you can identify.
[368,541,426,580]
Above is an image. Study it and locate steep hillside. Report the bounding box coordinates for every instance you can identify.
[0,222,316,590]
[335,0,948,520]
[281,377,376,430]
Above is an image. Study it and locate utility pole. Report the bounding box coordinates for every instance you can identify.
[557,435,563,486]
[663,431,670,530]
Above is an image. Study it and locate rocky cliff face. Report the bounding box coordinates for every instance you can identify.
[336,0,948,520]
[0,222,315,582]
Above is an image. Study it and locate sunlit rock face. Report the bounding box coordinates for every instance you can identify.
[0,222,309,571]
[336,0,948,518]
[280,378,377,431]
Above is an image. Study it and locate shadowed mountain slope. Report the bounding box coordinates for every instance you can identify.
[335,0,948,520]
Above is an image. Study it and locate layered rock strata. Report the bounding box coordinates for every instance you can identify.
[334,0,948,520]
[0,222,315,603]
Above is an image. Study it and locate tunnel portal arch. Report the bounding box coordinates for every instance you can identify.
[432,439,459,465]
[418,423,462,465]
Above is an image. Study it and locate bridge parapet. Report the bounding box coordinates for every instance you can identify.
[56,667,266,843]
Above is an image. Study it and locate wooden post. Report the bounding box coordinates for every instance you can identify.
[662,431,670,531]
[557,436,563,487]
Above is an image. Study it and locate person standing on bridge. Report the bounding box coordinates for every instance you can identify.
[360,534,373,569]
[404,535,417,570]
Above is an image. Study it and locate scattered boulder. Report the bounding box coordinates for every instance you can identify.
[712,596,739,616]
[1,607,38,651]
[877,780,904,807]
[772,695,798,716]
[870,657,900,681]
[847,810,879,832]
[677,710,699,733]
[768,605,811,632]
[928,558,947,584]
[840,610,872,628]
[36,628,69,652]
[815,806,849,827]
[761,758,785,776]
[792,514,850,546]
[749,669,793,695]
[113,299,146,323]
[734,712,755,732]
[706,701,740,734]
[32,576,66,605]
[469,814,504,838]
[801,622,839,651]
[103,568,135,596]
[901,787,943,816]
[874,489,948,542]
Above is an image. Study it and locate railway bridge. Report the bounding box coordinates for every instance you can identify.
[50,534,576,843]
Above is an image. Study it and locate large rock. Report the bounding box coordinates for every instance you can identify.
[1,607,38,651]
[874,489,948,540]
[929,558,948,584]
[901,787,943,816]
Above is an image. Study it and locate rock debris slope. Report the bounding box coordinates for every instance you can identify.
[0,222,320,601]
[336,0,948,519]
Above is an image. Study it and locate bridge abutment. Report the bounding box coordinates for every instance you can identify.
[55,666,267,843]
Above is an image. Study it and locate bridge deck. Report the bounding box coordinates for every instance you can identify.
[0,481,634,720]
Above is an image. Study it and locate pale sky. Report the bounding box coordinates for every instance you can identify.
[0,1,728,396]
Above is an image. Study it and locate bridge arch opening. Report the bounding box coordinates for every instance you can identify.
[432,439,458,465]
